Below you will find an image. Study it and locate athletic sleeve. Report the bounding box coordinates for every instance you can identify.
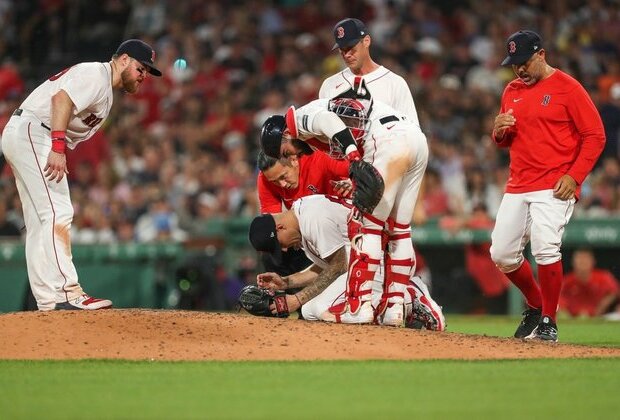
[257,173,284,213]
[296,99,347,140]
[59,68,107,113]
[565,84,606,184]
[316,151,350,178]
[492,85,515,148]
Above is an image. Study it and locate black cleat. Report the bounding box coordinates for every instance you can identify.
[527,316,558,342]
[514,307,542,338]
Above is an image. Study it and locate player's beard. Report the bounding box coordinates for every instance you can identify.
[120,68,140,93]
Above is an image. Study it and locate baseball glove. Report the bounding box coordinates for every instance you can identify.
[349,160,384,214]
[238,285,289,318]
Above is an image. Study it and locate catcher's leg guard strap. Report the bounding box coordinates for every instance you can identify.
[332,209,384,315]
[376,219,415,316]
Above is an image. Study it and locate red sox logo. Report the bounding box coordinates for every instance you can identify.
[337,26,345,39]
[151,50,156,62]
[508,41,517,54]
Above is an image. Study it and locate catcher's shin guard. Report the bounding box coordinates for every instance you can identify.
[328,209,383,322]
[377,219,415,326]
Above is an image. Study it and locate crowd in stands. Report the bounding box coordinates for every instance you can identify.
[1,0,620,246]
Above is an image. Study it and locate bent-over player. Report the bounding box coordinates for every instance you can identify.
[243,195,445,330]
[256,150,350,285]
[1,39,162,310]
[491,30,605,341]
[259,87,428,326]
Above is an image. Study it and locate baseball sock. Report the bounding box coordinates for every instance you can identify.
[538,260,563,322]
[505,259,542,309]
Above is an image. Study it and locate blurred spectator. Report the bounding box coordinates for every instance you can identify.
[0,196,21,237]
[422,167,450,218]
[598,82,620,160]
[560,248,620,318]
[135,193,188,242]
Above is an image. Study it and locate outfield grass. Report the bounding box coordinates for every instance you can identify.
[0,359,619,419]
[1,316,618,420]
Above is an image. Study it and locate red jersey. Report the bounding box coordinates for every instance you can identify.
[560,269,619,317]
[258,152,350,213]
[493,70,605,198]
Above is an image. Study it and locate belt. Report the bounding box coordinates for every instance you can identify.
[13,108,51,131]
[379,115,400,125]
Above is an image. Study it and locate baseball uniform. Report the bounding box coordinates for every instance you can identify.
[258,152,349,213]
[2,63,115,310]
[319,66,420,126]
[292,195,443,331]
[288,97,428,325]
[490,69,605,329]
[1,40,161,310]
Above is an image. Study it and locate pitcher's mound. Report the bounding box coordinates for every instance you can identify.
[1,309,618,361]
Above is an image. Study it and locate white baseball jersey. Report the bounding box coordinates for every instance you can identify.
[20,62,114,148]
[319,66,420,127]
[2,61,115,310]
[292,195,352,320]
[293,195,351,268]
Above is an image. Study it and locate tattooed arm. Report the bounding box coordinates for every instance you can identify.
[277,247,348,312]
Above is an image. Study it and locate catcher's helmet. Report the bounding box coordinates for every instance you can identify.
[260,115,286,159]
[328,97,369,144]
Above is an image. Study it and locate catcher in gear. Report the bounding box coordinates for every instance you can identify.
[259,85,429,326]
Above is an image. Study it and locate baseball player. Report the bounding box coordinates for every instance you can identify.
[246,194,445,330]
[319,18,419,125]
[257,150,350,281]
[257,151,350,214]
[1,39,162,310]
[491,30,605,341]
[259,85,428,326]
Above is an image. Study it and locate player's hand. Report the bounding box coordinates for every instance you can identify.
[256,272,288,290]
[269,294,301,314]
[331,179,353,198]
[553,174,577,200]
[44,151,69,183]
[493,109,516,139]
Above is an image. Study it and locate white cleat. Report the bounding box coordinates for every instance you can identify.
[54,294,113,310]
[380,303,405,327]
[321,300,374,324]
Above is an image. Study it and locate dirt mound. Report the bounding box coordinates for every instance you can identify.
[0,309,618,361]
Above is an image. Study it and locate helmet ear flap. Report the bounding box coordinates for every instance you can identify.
[260,115,286,159]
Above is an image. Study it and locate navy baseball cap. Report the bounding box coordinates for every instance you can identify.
[332,18,369,50]
[501,30,543,66]
[249,214,283,264]
[115,39,162,76]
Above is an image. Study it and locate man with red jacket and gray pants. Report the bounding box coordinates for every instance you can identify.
[491,30,605,342]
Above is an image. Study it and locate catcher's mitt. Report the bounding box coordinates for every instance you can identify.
[349,160,384,214]
[238,285,289,318]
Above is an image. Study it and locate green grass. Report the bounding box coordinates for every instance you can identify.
[0,359,619,419]
[1,315,619,419]
[446,314,620,347]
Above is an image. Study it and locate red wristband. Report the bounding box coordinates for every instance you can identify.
[346,150,362,162]
[51,130,66,154]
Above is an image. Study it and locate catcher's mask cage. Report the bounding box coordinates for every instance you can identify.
[327,97,372,158]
